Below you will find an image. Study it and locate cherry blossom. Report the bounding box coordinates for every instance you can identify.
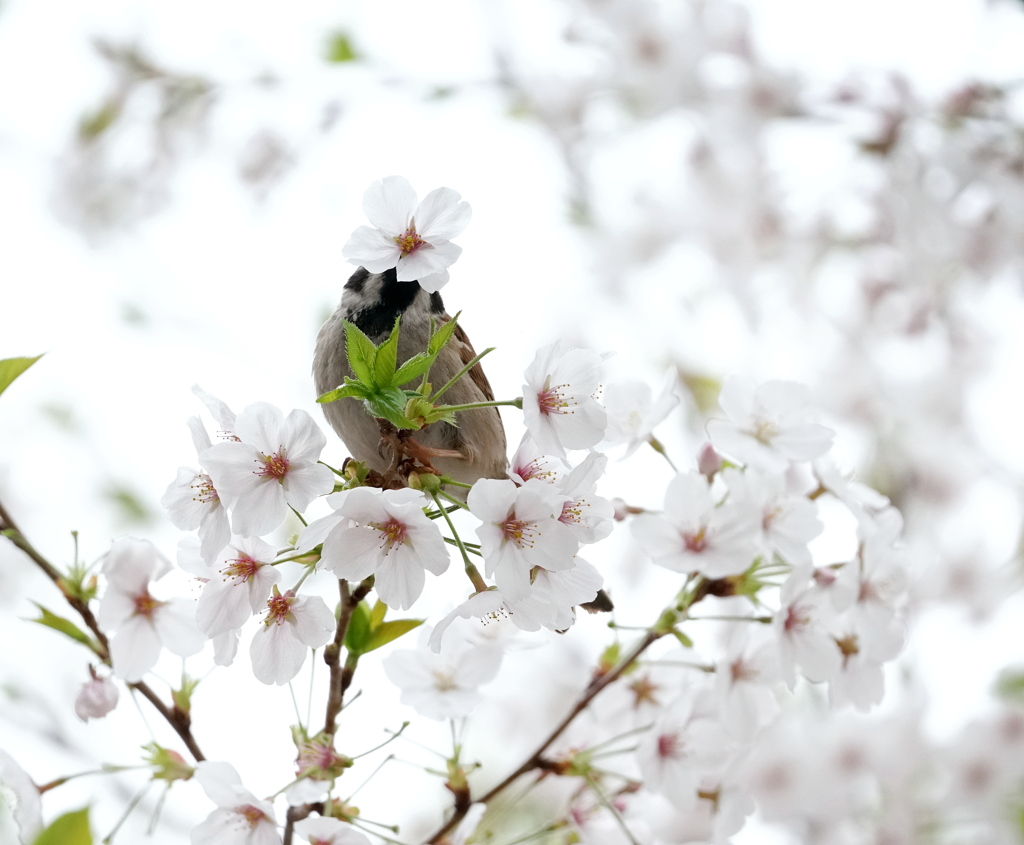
[317,487,449,610]
[74,673,119,722]
[707,376,834,471]
[202,402,334,538]
[250,590,335,685]
[191,761,280,845]
[469,478,579,599]
[522,340,607,459]
[341,175,471,292]
[293,816,371,845]
[714,626,782,741]
[195,536,283,638]
[0,751,42,844]
[601,372,681,458]
[773,586,842,686]
[383,629,502,720]
[631,471,759,578]
[97,537,204,682]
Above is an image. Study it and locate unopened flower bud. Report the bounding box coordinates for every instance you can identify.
[698,442,723,479]
[75,674,119,722]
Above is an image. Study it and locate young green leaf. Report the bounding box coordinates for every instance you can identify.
[361,618,424,654]
[363,387,422,430]
[344,600,373,655]
[0,354,43,399]
[392,352,435,386]
[318,380,372,404]
[28,603,97,650]
[369,599,388,629]
[343,321,378,384]
[428,312,461,357]
[34,808,93,845]
[374,316,402,384]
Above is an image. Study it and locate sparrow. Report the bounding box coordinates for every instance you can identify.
[313,266,508,489]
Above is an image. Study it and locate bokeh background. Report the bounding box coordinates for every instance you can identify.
[4,0,1024,842]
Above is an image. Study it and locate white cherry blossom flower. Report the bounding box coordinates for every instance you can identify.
[631,471,759,578]
[383,629,502,720]
[773,586,842,686]
[318,487,449,610]
[74,673,119,722]
[0,751,42,844]
[294,816,371,845]
[828,612,904,711]
[555,452,615,544]
[341,175,471,292]
[522,340,607,459]
[601,371,681,458]
[202,402,334,538]
[508,432,565,486]
[195,536,283,638]
[469,478,578,599]
[192,761,280,845]
[707,376,834,471]
[714,626,781,741]
[98,537,204,682]
[250,590,335,686]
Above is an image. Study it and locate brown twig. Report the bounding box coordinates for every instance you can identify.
[424,629,664,844]
[322,576,373,738]
[0,498,207,762]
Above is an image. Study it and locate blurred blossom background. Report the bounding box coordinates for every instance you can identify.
[4,0,1024,842]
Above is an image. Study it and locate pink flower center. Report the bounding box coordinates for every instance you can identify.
[235,804,268,828]
[537,380,572,417]
[394,226,426,256]
[682,527,708,553]
[190,473,219,505]
[256,449,290,481]
[224,554,262,584]
[784,603,810,633]
[657,732,682,759]
[132,590,162,618]
[370,517,408,551]
[265,593,293,626]
[500,514,536,549]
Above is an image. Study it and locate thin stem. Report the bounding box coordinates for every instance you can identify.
[584,772,642,845]
[436,488,471,511]
[647,437,678,472]
[430,347,496,402]
[323,577,374,737]
[431,493,488,593]
[289,506,309,527]
[424,629,664,843]
[686,614,772,623]
[443,536,482,556]
[438,398,523,413]
[352,722,410,759]
[0,499,206,761]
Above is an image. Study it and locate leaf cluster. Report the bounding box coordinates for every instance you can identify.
[344,598,423,657]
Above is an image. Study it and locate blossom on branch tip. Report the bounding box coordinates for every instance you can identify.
[293,816,371,845]
[191,761,281,845]
[98,537,204,682]
[601,372,681,458]
[522,340,607,459]
[250,589,335,686]
[202,402,334,538]
[342,175,471,292]
[195,536,283,638]
[316,487,449,610]
[75,673,119,722]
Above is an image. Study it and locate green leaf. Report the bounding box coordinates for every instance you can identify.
[343,322,377,385]
[369,599,387,629]
[324,31,359,63]
[0,355,43,399]
[318,380,372,404]
[28,603,96,649]
[34,807,93,845]
[344,601,373,655]
[428,313,460,357]
[392,352,435,386]
[995,667,1024,703]
[374,316,401,384]
[672,629,694,649]
[363,387,421,430]
[361,619,424,654]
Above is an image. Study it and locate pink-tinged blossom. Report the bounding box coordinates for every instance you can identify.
[722,467,823,569]
[469,478,578,599]
[428,559,603,652]
[202,402,334,538]
[555,452,615,544]
[508,432,564,486]
[196,537,283,638]
[601,372,681,458]
[636,692,735,814]
[383,629,502,720]
[707,376,834,471]
[191,761,280,845]
[714,627,782,741]
[773,587,842,686]
[318,487,449,610]
[250,590,335,686]
[341,175,471,292]
[631,471,758,578]
[161,417,231,565]
[836,507,909,635]
[522,340,607,459]
[293,816,371,845]
[0,751,42,844]
[74,673,119,722]
[828,613,904,711]
[98,538,204,682]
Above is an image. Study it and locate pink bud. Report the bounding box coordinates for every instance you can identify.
[75,675,119,722]
[698,443,723,479]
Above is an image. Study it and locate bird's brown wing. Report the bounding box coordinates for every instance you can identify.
[451,322,496,401]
